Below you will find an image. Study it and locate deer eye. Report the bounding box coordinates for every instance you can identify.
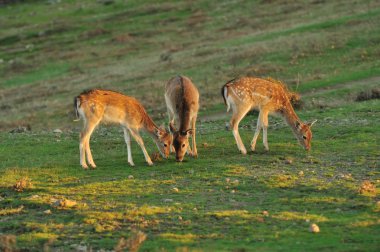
[182,144,185,148]
[302,135,307,139]
[164,144,167,147]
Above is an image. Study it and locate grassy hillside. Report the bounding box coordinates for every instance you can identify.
[1,0,379,129]
[0,0,379,251]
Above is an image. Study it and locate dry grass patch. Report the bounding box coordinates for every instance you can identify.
[0,205,24,216]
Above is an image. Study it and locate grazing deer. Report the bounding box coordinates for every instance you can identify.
[221,77,316,154]
[74,89,172,169]
[165,75,199,162]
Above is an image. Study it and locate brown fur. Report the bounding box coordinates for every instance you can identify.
[74,89,172,168]
[221,77,316,154]
[165,76,199,161]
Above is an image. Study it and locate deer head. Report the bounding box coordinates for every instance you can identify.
[295,120,317,151]
[154,127,173,159]
[169,123,192,162]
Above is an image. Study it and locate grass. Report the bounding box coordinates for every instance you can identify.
[0,102,379,250]
[0,0,379,251]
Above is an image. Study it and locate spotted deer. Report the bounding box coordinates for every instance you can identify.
[74,89,172,169]
[221,77,316,154]
[165,76,199,162]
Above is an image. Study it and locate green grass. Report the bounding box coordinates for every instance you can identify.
[0,0,379,250]
[1,102,379,251]
[2,62,70,88]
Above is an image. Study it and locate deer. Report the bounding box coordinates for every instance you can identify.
[165,75,199,162]
[221,77,316,154]
[74,89,172,169]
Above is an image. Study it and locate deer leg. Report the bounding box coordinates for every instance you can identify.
[168,111,176,153]
[129,129,153,166]
[231,106,250,155]
[80,117,100,169]
[250,111,263,152]
[79,130,88,169]
[123,128,135,167]
[190,115,197,158]
[84,118,101,169]
[166,97,176,153]
[262,111,269,151]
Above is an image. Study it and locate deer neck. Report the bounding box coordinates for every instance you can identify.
[282,102,302,135]
[179,109,191,133]
[142,113,160,138]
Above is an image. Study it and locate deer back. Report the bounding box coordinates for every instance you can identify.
[224,77,294,112]
[165,76,199,132]
[76,89,151,129]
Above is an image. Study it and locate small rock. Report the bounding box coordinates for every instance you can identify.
[231,189,236,194]
[9,125,31,133]
[309,223,320,233]
[262,210,269,217]
[285,158,293,164]
[178,216,183,221]
[232,179,239,185]
[193,207,198,211]
[53,129,62,134]
[225,178,231,183]
[172,187,179,193]
[163,198,173,203]
[44,209,52,214]
[128,175,134,179]
[298,171,304,176]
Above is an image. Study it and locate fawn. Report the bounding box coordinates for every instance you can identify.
[165,76,199,162]
[74,89,172,169]
[221,77,316,154]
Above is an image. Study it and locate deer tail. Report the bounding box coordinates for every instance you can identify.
[221,84,231,112]
[73,96,81,121]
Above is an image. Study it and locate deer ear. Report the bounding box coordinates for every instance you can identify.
[169,122,176,133]
[308,119,317,127]
[155,128,163,137]
[185,129,193,136]
[295,121,302,130]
